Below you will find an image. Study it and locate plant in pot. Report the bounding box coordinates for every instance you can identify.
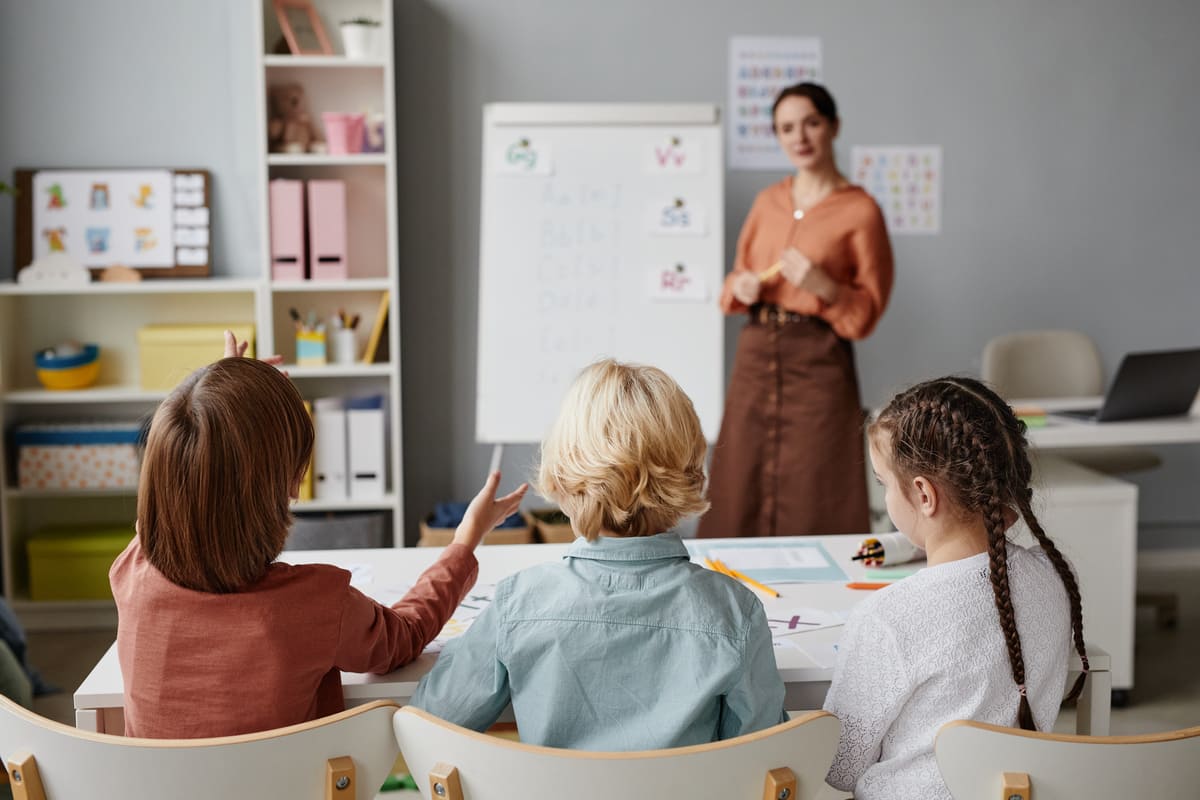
[340,17,382,59]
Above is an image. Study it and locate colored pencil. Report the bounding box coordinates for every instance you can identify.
[845,582,891,591]
[758,261,784,282]
[712,558,781,598]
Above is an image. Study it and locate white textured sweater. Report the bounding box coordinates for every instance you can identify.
[824,542,1073,800]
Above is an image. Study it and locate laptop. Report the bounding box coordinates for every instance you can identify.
[1053,347,1200,423]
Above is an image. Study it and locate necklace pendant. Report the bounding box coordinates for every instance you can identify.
[793,209,805,220]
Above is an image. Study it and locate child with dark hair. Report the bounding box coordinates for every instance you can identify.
[824,376,1087,800]
[112,354,526,738]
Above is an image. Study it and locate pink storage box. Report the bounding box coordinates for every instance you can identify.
[307,179,348,280]
[15,423,141,490]
[269,178,305,281]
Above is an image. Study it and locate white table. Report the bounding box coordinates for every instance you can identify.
[74,535,1109,737]
[1020,396,1200,450]
[1018,397,1200,696]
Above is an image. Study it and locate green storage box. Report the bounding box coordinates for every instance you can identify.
[26,526,134,601]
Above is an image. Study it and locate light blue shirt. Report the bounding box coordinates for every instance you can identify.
[411,532,787,750]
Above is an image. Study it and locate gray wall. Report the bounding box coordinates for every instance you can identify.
[3,1,1199,543]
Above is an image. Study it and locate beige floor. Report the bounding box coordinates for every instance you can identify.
[24,564,1200,736]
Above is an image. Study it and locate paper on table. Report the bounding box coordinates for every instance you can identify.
[766,607,848,637]
[716,546,829,570]
[793,641,841,670]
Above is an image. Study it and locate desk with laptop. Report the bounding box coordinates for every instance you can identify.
[1013,347,1200,700]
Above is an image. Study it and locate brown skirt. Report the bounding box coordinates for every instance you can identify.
[698,315,870,537]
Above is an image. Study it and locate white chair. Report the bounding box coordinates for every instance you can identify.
[0,695,400,800]
[981,329,1161,474]
[935,719,1200,799]
[394,706,841,800]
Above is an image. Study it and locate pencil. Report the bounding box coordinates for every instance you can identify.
[845,582,891,591]
[758,261,784,282]
[712,558,781,598]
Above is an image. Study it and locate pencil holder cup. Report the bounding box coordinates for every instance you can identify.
[332,329,357,364]
[321,112,366,155]
[296,330,327,367]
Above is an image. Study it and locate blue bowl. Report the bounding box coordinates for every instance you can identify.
[35,344,100,370]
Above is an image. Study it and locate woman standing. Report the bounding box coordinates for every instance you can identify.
[698,83,893,538]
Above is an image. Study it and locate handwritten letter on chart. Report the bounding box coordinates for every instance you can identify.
[728,36,823,170]
[643,134,702,174]
[852,146,943,235]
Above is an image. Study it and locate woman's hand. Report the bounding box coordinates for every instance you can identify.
[224,330,285,368]
[452,471,530,550]
[731,271,761,306]
[779,247,840,304]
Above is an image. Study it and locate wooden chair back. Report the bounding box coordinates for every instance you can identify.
[0,695,399,800]
[935,719,1200,799]
[394,706,840,800]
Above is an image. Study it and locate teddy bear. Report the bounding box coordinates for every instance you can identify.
[268,83,325,154]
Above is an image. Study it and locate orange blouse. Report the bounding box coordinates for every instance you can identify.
[719,178,894,340]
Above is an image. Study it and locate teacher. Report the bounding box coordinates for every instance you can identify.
[698,83,894,538]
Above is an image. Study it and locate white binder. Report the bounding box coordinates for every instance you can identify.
[313,397,348,500]
[347,394,386,498]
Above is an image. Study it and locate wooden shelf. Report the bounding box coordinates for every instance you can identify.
[267,153,387,166]
[0,278,261,296]
[292,494,397,512]
[5,487,137,500]
[285,363,391,378]
[271,278,391,293]
[264,55,387,68]
[1,386,167,404]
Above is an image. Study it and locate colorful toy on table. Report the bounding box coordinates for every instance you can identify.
[34,341,101,390]
[291,307,326,366]
[851,531,923,567]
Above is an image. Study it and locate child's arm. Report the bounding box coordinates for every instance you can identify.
[822,611,913,792]
[720,598,789,739]
[409,581,511,731]
[334,473,527,674]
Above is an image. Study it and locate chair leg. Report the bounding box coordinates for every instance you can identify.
[1136,592,1179,629]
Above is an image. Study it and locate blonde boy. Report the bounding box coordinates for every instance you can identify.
[412,359,786,750]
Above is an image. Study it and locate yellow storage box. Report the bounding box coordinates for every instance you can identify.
[27,526,135,601]
[137,323,255,390]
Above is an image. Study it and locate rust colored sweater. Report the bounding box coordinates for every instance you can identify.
[719,178,894,340]
[110,538,477,738]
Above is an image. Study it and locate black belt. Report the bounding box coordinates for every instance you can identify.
[749,304,821,327]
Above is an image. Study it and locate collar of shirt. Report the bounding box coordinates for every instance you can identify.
[564,532,690,563]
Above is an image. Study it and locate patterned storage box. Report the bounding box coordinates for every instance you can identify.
[14,423,141,490]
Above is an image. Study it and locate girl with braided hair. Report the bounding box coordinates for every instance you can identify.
[823,376,1088,800]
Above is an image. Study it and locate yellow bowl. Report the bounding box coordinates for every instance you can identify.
[36,360,101,390]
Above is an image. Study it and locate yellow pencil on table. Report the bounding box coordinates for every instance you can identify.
[711,558,781,598]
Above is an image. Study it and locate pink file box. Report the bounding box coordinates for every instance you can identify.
[307,179,348,280]
[269,179,306,280]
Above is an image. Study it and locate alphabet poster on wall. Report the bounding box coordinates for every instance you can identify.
[728,36,823,170]
[851,146,943,235]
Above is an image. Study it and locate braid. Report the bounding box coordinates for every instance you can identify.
[1017,488,1089,701]
[959,410,1038,732]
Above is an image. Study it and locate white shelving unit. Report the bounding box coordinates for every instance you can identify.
[0,0,403,629]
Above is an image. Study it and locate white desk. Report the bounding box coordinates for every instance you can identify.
[1021,396,1200,450]
[1018,397,1200,696]
[74,535,1109,737]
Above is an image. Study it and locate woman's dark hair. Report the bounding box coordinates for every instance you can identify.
[771,82,839,127]
[869,376,1089,732]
